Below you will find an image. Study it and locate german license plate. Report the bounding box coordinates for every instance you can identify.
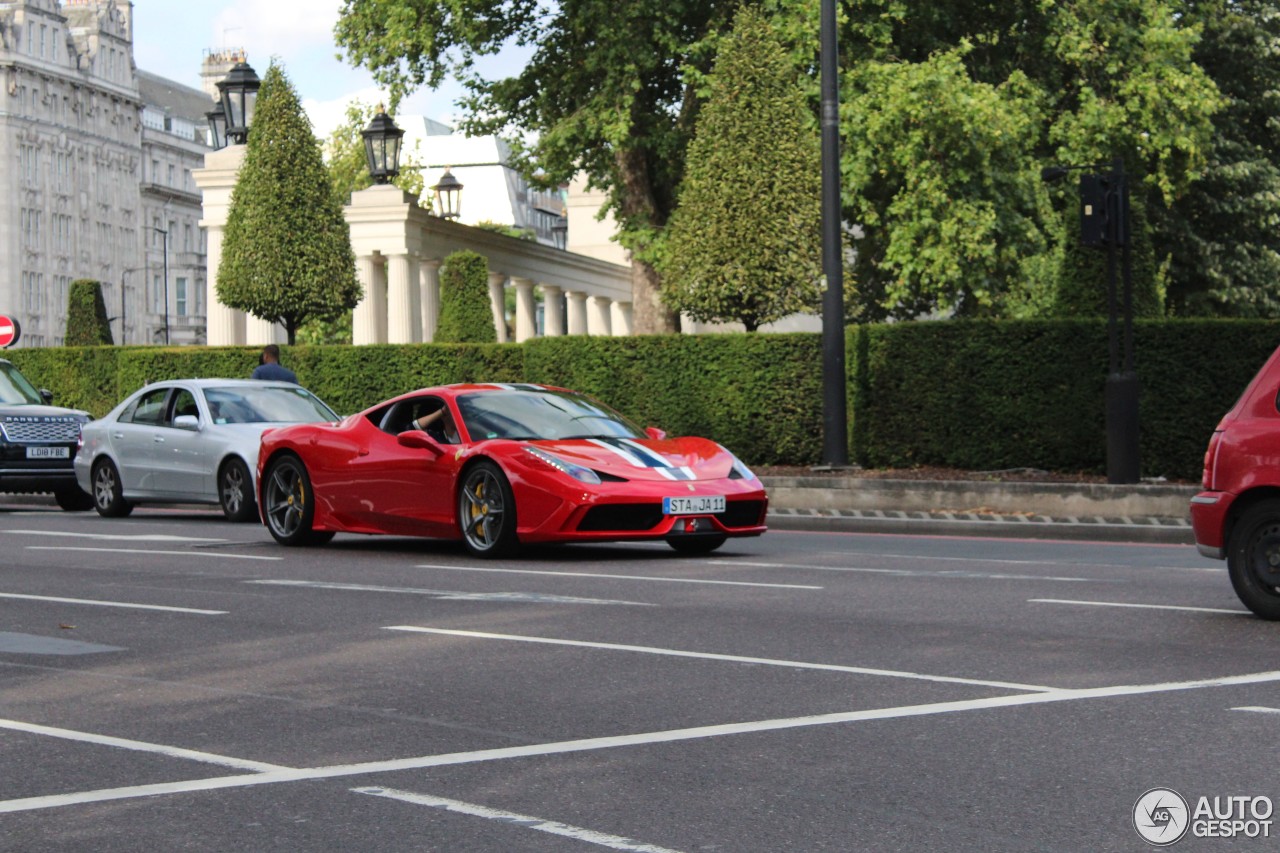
[26,446,69,459]
[663,495,725,515]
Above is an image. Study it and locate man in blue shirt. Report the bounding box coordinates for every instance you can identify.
[251,344,297,383]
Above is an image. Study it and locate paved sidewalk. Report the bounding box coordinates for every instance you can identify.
[761,475,1196,544]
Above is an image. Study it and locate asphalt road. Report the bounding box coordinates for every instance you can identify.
[0,505,1275,852]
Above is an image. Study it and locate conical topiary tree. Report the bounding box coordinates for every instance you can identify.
[658,5,822,331]
[65,279,114,346]
[435,250,496,343]
[217,61,360,344]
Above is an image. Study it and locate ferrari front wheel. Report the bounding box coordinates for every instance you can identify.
[263,455,332,547]
[458,460,517,558]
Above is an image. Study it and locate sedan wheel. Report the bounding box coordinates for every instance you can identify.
[1228,499,1280,619]
[92,459,132,518]
[219,458,257,523]
[262,455,332,547]
[457,461,517,557]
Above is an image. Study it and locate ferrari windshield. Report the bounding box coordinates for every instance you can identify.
[0,362,45,405]
[205,386,338,425]
[456,390,642,441]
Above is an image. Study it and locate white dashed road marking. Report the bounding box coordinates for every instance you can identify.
[249,579,653,606]
[26,546,281,561]
[5,530,225,542]
[352,787,685,853]
[0,592,225,615]
[415,563,822,590]
[382,626,1057,692]
[1030,599,1249,615]
[718,560,1119,583]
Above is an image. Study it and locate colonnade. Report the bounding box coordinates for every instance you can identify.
[195,148,633,346]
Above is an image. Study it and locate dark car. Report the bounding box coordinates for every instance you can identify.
[1191,345,1280,618]
[0,359,93,511]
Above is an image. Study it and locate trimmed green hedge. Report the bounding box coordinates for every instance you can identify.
[4,319,1274,480]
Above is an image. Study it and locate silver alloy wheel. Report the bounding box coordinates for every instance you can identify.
[460,467,506,552]
[93,463,117,510]
[264,461,305,539]
[221,462,247,517]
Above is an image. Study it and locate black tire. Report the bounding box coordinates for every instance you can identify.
[262,455,330,546]
[1227,499,1280,619]
[457,460,518,557]
[54,486,93,512]
[91,458,132,518]
[219,458,258,523]
[667,534,727,555]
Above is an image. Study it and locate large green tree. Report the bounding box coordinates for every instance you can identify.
[217,62,360,344]
[1158,0,1280,316]
[840,0,1221,320]
[334,0,746,335]
[660,6,821,331]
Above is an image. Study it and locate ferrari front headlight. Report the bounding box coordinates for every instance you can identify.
[523,446,602,484]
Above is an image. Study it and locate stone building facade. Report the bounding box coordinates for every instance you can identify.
[0,0,210,347]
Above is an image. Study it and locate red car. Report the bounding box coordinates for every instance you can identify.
[256,383,768,556]
[1192,345,1280,618]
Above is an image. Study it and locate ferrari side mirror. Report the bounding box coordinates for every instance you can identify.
[645,426,666,441]
[397,429,443,456]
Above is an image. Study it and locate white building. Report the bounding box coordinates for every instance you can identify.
[400,116,567,247]
[0,0,211,347]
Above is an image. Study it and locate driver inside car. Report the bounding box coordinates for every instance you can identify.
[412,405,460,444]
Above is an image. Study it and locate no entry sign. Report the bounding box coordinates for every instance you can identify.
[0,316,21,348]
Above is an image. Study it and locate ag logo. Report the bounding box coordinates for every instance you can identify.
[1134,788,1190,846]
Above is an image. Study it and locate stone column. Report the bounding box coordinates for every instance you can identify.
[193,144,247,345]
[540,285,565,337]
[245,315,280,346]
[609,300,633,337]
[588,295,613,336]
[387,253,420,344]
[352,255,384,345]
[420,259,441,343]
[488,271,509,343]
[566,290,588,335]
[512,277,537,342]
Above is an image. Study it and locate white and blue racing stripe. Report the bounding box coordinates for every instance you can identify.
[588,438,696,480]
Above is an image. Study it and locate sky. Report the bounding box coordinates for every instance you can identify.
[131,0,523,141]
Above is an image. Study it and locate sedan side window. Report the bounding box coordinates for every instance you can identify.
[165,389,200,427]
[122,388,170,426]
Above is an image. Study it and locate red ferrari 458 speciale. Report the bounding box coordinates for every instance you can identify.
[256,383,768,556]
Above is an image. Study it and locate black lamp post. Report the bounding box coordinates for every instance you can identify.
[1042,158,1139,484]
[361,107,404,184]
[551,214,568,250]
[217,61,261,145]
[432,168,463,220]
[148,226,170,345]
[205,101,226,150]
[818,0,849,469]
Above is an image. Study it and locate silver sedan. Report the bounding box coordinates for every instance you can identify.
[74,379,339,521]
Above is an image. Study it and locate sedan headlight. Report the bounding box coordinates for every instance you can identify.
[523,446,602,484]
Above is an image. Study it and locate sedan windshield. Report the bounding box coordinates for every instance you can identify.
[205,386,338,425]
[456,390,642,441]
[0,362,44,405]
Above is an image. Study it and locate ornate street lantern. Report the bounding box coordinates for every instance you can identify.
[361,107,404,185]
[217,61,261,145]
[551,214,568,249]
[205,100,226,150]
[432,168,463,220]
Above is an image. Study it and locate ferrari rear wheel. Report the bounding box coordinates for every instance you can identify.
[263,455,332,547]
[667,534,727,555]
[219,458,257,523]
[458,460,517,558]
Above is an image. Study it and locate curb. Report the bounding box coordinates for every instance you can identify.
[760,476,1197,544]
[766,507,1193,544]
